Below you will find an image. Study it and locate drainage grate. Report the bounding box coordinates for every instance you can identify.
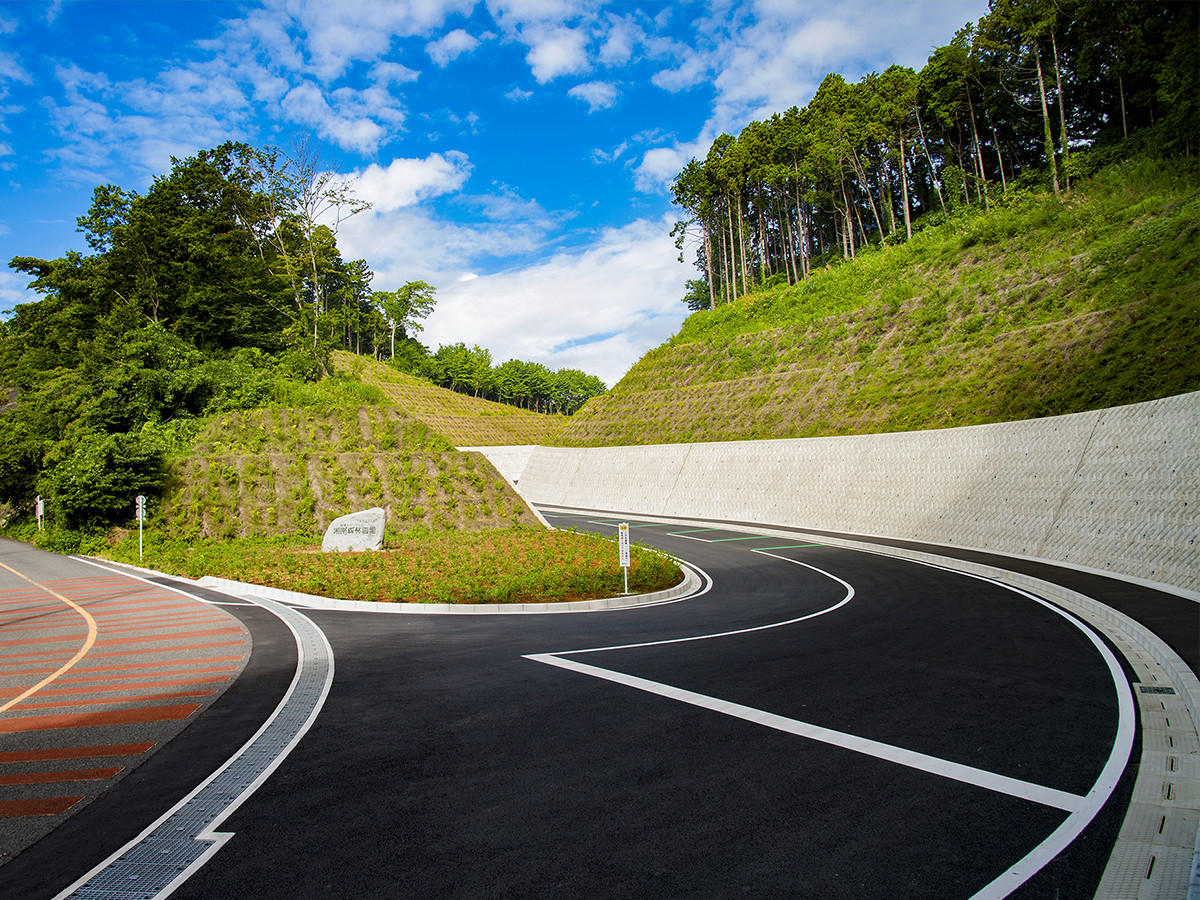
[1138,685,1177,695]
[59,595,332,900]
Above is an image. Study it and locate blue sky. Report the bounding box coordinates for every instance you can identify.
[0,0,987,385]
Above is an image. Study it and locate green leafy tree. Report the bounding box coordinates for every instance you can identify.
[37,431,165,529]
[374,280,437,359]
[1,141,377,529]
[258,139,371,367]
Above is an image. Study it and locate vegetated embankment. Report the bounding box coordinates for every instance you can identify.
[163,404,540,541]
[332,351,567,447]
[557,158,1199,447]
[122,402,681,604]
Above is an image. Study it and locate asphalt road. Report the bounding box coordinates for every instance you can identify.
[2,510,1163,899]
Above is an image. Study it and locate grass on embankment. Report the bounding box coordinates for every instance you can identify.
[6,356,676,605]
[91,398,681,605]
[101,528,679,604]
[332,351,567,446]
[164,404,541,540]
[557,156,1199,446]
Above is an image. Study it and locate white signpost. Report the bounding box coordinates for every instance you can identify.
[35,495,44,532]
[618,522,631,594]
[135,494,147,561]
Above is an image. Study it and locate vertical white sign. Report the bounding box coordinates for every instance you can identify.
[35,495,44,531]
[618,522,630,594]
[135,495,147,560]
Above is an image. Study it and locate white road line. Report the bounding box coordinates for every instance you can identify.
[584,520,660,529]
[525,528,1135,898]
[526,652,1087,813]
[55,559,335,900]
[935,569,1135,900]
[541,552,853,656]
[664,533,723,544]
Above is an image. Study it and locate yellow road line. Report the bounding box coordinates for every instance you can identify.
[0,561,99,713]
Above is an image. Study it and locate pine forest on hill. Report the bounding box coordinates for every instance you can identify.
[555,0,1199,447]
[668,0,1197,307]
[559,157,1200,446]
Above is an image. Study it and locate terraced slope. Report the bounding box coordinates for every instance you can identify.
[558,158,1200,446]
[163,405,540,540]
[332,351,567,446]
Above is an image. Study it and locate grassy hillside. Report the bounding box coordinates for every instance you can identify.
[557,158,1199,446]
[161,404,540,541]
[116,402,682,604]
[153,352,566,544]
[332,351,567,446]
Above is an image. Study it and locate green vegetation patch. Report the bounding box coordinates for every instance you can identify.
[154,403,549,541]
[103,528,680,604]
[559,157,1199,446]
[334,351,569,446]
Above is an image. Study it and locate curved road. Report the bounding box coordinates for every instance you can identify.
[1,508,1180,898]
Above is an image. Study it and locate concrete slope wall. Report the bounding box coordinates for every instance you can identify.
[500,391,1198,597]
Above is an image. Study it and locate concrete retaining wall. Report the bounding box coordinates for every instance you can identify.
[482,392,1198,598]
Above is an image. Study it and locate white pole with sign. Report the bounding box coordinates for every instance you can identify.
[35,495,44,532]
[135,494,147,561]
[618,522,630,594]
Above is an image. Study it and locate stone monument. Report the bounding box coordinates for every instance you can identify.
[322,507,386,552]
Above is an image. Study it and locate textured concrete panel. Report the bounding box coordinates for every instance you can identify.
[459,445,536,485]
[487,391,1198,597]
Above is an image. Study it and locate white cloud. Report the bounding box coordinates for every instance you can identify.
[333,177,562,292]
[567,80,617,112]
[201,7,306,79]
[651,49,706,93]
[344,151,473,212]
[590,139,628,164]
[423,216,689,385]
[523,26,589,82]
[281,81,388,153]
[0,51,31,85]
[337,204,550,292]
[485,0,588,29]
[38,1,444,175]
[281,0,476,82]
[371,61,421,86]
[635,143,694,193]
[597,15,639,66]
[463,187,558,229]
[45,62,249,184]
[707,1,987,120]
[427,28,481,66]
[42,1,66,25]
[505,86,533,102]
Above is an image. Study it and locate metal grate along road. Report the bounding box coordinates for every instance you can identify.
[56,594,334,900]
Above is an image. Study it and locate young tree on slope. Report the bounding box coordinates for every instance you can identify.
[375,280,437,360]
